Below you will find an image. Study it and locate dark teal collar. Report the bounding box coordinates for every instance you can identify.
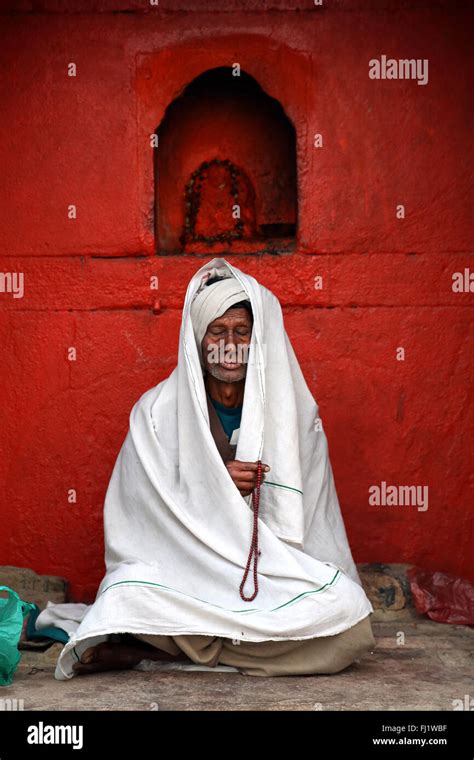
[209,396,243,414]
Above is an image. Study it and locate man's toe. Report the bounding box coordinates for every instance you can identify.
[80,646,98,664]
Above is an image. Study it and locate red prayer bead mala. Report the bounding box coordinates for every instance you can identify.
[239,459,263,601]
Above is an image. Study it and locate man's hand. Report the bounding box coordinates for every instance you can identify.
[225,460,271,497]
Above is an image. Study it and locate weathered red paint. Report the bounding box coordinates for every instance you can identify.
[0,1,472,602]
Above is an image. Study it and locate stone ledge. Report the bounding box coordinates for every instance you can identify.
[0,566,68,608]
[358,562,413,612]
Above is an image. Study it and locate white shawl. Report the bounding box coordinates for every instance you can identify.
[53,257,373,680]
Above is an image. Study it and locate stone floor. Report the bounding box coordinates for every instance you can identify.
[3,608,473,711]
[1,564,472,711]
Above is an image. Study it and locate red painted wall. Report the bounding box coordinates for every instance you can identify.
[0,0,472,602]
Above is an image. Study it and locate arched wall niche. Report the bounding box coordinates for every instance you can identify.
[154,67,297,254]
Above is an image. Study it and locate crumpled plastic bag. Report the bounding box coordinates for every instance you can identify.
[0,586,36,686]
[407,567,474,626]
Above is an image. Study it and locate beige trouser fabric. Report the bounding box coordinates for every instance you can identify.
[133,614,376,677]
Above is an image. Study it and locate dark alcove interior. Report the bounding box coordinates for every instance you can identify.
[155,67,297,254]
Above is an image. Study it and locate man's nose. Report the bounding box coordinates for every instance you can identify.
[222,331,238,345]
[224,338,237,354]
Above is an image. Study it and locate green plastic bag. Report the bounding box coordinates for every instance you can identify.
[0,586,36,686]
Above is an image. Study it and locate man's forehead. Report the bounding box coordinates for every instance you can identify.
[207,307,253,327]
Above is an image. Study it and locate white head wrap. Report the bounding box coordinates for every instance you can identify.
[190,275,249,360]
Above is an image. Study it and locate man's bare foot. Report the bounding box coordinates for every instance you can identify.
[72,636,189,675]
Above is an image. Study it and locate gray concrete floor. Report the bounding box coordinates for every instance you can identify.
[4,609,473,711]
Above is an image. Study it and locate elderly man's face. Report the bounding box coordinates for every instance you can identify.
[201,307,253,383]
